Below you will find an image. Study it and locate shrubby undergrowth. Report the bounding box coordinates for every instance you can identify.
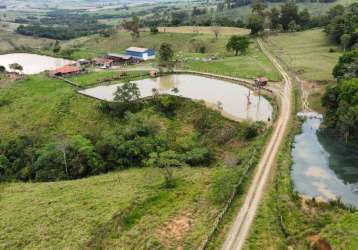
[0,96,263,183]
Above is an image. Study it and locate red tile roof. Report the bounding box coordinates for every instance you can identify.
[52,65,81,75]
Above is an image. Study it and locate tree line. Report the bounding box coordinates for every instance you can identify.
[16,10,109,40]
[322,49,358,143]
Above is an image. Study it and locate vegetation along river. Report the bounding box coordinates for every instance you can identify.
[79,74,273,122]
[292,116,358,207]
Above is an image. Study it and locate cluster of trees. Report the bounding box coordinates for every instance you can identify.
[16,11,108,40]
[0,104,214,184]
[325,3,358,51]
[225,0,336,9]
[322,49,358,143]
[0,123,213,183]
[246,1,313,34]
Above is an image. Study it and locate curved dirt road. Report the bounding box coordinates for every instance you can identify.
[221,39,293,250]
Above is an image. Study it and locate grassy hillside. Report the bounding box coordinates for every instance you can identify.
[263,29,341,81]
[0,71,270,248]
[209,0,356,22]
[0,74,116,140]
[0,29,53,54]
[0,167,218,249]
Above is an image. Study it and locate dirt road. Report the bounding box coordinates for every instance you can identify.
[221,39,293,250]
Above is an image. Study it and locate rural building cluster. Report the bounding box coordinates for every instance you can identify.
[49,46,156,77]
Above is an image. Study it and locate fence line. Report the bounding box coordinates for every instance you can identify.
[199,147,258,250]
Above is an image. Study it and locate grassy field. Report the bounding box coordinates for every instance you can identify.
[0,167,219,249]
[182,41,282,81]
[155,26,250,36]
[0,74,117,140]
[263,29,341,81]
[63,31,281,81]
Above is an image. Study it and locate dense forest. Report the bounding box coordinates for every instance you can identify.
[16,11,108,40]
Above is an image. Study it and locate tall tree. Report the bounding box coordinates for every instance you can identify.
[341,34,352,52]
[251,0,267,16]
[298,9,311,28]
[280,1,299,30]
[247,13,264,35]
[226,35,250,56]
[122,16,140,40]
[159,43,174,64]
[268,7,280,30]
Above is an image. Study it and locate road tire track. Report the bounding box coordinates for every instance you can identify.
[221,38,293,250]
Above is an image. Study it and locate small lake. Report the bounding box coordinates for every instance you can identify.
[79,74,273,122]
[0,53,74,74]
[292,116,358,207]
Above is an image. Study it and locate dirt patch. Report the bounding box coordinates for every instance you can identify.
[158,212,193,249]
[308,235,332,250]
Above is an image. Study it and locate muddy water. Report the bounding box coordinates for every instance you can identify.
[292,117,358,207]
[79,74,273,122]
[0,53,74,74]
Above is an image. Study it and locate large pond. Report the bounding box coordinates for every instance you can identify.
[79,74,273,122]
[0,53,74,74]
[292,116,358,207]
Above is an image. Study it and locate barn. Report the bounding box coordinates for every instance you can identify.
[125,47,155,61]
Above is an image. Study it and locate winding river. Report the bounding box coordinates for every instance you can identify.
[292,115,358,207]
[79,74,273,122]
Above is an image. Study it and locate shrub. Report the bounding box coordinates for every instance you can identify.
[184,147,213,166]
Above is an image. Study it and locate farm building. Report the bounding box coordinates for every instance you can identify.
[106,53,140,64]
[49,65,82,77]
[126,47,155,61]
[95,57,114,68]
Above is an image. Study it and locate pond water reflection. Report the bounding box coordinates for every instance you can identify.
[291,117,358,207]
[0,53,74,74]
[79,74,273,122]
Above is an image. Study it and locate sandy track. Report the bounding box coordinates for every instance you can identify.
[221,39,293,250]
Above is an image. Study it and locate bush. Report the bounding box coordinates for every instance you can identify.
[184,147,213,166]
[152,95,178,116]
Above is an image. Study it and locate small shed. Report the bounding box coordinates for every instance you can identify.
[255,77,268,87]
[49,65,82,77]
[126,47,155,61]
